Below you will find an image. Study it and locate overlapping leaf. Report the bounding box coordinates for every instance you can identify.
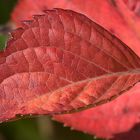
[0,9,139,123]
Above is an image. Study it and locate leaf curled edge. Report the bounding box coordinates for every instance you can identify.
[0,9,140,122]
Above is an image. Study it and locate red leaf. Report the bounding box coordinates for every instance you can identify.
[11,0,140,139]
[53,83,140,139]
[12,0,140,57]
[0,9,140,122]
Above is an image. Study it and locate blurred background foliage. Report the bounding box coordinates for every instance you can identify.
[0,0,103,140]
[0,0,17,24]
[0,116,96,140]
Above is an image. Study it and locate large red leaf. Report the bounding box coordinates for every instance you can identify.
[12,0,140,57]
[11,0,140,139]
[0,9,140,122]
[54,83,140,139]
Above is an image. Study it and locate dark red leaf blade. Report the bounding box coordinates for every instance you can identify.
[0,9,140,122]
[112,123,140,140]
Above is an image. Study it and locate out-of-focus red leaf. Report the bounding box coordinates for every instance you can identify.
[0,9,140,122]
[54,83,140,139]
[11,0,140,57]
[11,0,67,24]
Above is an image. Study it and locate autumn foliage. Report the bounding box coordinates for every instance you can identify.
[0,0,140,139]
